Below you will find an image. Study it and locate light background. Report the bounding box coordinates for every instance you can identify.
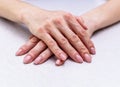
[0,0,120,87]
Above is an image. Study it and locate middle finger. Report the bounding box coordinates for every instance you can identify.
[54,18,92,63]
[48,24,83,63]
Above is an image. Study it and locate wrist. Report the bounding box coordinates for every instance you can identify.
[80,0,120,37]
[18,3,39,24]
[80,6,109,37]
[80,15,99,37]
[19,5,47,26]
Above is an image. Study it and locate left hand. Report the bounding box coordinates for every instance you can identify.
[16,35,64,66]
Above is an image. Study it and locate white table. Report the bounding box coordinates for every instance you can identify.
[0,0,120,87]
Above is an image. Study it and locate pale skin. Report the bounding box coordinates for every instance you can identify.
[0,0,120,66]
[0,0,95,65]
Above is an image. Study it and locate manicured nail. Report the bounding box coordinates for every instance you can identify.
[23,55,32,64]
[76,54,83,63]
[84,54,92,63]
[60,53,67,61]
[34,56,43,65]
[91,47,96,55]
[56,59,61,65]
[16,49,23,56]
[56,59,63,66]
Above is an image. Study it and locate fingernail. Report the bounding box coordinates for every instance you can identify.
[91,47,96,55]
[16,49,23,56]
[34,56,43,65]
[84,54,92,63]
[23,55,32,64]
[56,59,63,66]
[60,53,67,61]
[56,59,61,65]
[76,54,83,63]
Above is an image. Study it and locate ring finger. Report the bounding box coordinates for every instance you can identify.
[54,19,92,62]
[48,25,83,63]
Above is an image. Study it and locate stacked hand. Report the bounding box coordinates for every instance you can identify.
[1,0,119,66]
[16,8,96,66]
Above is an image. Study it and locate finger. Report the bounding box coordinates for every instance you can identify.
[23,41,47,64]
[54,18,91,63]
[39,33,68,61]
[16,35,39,56]
[75,16,88,30]
[29,35,34,39]
[34,48,53,65]
[48,25,83,63]
[55,59,64,66]
[64,14,96,55]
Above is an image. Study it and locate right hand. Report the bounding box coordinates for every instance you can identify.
[21,8,96,64]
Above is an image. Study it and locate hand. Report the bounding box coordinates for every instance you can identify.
[16,34,95,66]
[16,35,64,66]
[21,8,95,63]
[16,16,96,66]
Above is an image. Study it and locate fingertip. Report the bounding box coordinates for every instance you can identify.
[23,55,32,64]
[75,54,83,63]
[84,53,92,63]
[90,47,96,55]
[34,56,43,65]
[59,53,67,61]
[55,59,64,66]
[16,49,23,56]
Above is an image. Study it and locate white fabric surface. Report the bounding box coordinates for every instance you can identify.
[0,0,120,87]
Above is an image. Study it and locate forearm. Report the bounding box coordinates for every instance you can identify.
[0,0,23,23]
[81,0,120,36]
[0,0,43,24]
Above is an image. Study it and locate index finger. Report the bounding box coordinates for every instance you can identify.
[64,14,96,55]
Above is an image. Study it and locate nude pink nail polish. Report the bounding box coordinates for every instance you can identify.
[16,49,23,56]
[76,54,83,63]
[56,59,61,65]
[34,56,43,65]
[23,55,32,64]
[84,54,92,63]
[91,47,96,55]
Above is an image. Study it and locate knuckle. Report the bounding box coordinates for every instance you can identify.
[37,27,46,33]
[54,49,61,56]
[36,27,47,38]
[44,22,52,29]
[54,17,63,25]
[38,41,46,48]
[48,40,57,47]
[79,47,89,54]
[79,30,87,37]
[64,12,73,19]
[30,37,39,43]
[59,38,68,45]
[70,35,80,43]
